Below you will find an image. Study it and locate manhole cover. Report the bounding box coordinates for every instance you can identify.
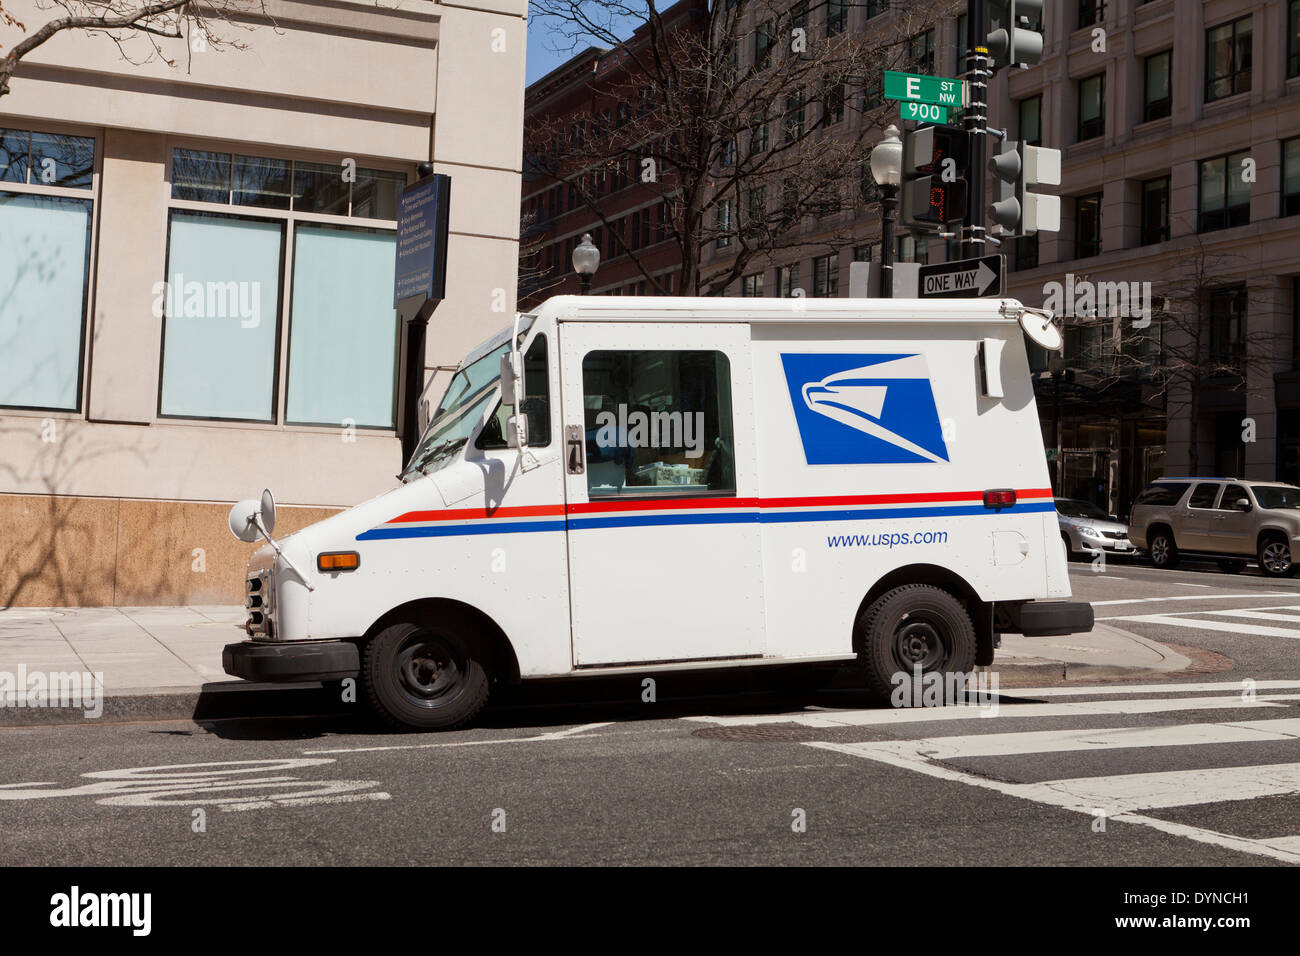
[692,724,822,743]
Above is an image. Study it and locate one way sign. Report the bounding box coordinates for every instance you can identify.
[917,255,1004,298]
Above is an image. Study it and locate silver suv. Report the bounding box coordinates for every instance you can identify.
[1128,478,1300,577]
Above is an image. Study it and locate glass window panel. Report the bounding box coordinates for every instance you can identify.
[1226,150,1251,207]
[0,129,29,184]
[286,224,398,427]
[1019,96,1041,146]
[1284,139,1300,201]
[581,350,735,497]
[0,194,91,409]
[159,212,283,420]
[172,149,230,203]
[29,132,94,189]
[292,160,350,215]
[232,154,291,209]
[1200,157,1226,213]
[351,168,406,220]
[1146,53,1170,102]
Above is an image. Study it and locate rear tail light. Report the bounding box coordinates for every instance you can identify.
[983,488,1016,509]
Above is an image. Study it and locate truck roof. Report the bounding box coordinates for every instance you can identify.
[529,295,1029,326]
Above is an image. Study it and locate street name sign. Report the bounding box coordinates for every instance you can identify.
[899,101,949,124]
[883,71,963,109]
[918,255,1004,298]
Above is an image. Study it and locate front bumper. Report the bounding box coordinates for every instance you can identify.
[223,640,360,683]
[1000,601,1094,637]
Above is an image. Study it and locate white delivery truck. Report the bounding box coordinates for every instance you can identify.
[223,295,1092,729]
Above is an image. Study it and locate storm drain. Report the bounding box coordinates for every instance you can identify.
[692,724,824,743]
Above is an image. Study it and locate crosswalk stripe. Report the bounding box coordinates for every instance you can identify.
[1022,763,1300,812]
[984,680,1300,698]
[1092,592,1294,606]
[1199,607,1300,624]
[1101,614,1300,638]
[685,693,1300,727]
[861,717,1300,759]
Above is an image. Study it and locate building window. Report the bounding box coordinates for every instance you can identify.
[742,273,764,297]
[749,108,769,154]
[910,30,935,74]
[854,244,875,262]
[1199,151,1251,232]
[826,0,846,36]
[897,236,928,265]
[0,128,95,411]
[746,186,766,224]
[1293,277,1300,370]
[1283,138,1300,217]
[754,20,774,71]
[777,263,800,297]
[719,139,735,167]
[1140,176,1170,245]
[1078,1,1104,29]
[956,14,968,71]
[783,89,805,142]
[812,254,838,297]
[1018,95,1042,146]
[822,79,845,127]
[716,199,732,248]
[1077,73,1105,141]
[1209,286,1246,367]
[161,148,402,425]
[1143,51,1171,121]
[1290,1,1300,78]
[866,0,886,20]
[1074,193,1101,258]
[1014,235,1039,271]
[1205,16,1252,103]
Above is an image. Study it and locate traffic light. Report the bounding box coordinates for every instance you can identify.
[989,139,1061,236]
[901,124,969,232]
[987,0,1045,71]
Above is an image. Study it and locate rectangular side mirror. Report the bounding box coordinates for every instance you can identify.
[1235,498,1251,511]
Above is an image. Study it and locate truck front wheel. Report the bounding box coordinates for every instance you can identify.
[362,617,490,731]
[857,584,977,705]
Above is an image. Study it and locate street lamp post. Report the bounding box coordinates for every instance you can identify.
[572,232,600,295]
[869,124,903,299]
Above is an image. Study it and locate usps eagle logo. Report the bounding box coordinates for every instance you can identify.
[780,353,950,465]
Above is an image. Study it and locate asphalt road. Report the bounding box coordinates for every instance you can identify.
[2,557,1299,867]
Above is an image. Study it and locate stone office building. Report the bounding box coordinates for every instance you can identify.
[0,0,527,605]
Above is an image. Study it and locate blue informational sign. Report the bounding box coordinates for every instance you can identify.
[393,174,451,307]
[780,353,950,465]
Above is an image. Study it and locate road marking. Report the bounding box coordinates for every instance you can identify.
[1101,614,1300,639]
[303,721,615,755]
[1174,582,1212,588]
[685,694,1300,728]
[1092,592,1294,606]
[220,791,393,812]
[979,679,1300,698]
[804,741,1300,864]
[1200,607,1300,624]
[862,717,1300,759]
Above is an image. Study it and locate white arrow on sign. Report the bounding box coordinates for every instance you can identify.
[922,260,999,296]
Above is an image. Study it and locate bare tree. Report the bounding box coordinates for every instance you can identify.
[525,0,958,296]
[0,0,270,99]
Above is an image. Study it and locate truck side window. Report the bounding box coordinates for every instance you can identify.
[1188,482,1219,509]
[476,335,551,449]
[581,350,735,497]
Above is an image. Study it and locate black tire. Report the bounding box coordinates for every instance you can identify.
[362,616,490,731]
[1148,528,1180,569]
[856,584,977,705]
[1061,535,1074,563]
[1258,535,1297,578]
[1216,558,1246,574]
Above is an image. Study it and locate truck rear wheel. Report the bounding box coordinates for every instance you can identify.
[362,617,490,731]
[1258,534,1297,578]
[857,584,977,705]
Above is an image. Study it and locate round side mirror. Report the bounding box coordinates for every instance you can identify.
[228,498,263,543]
[260,488,277,535]
[1235,497,1251,511]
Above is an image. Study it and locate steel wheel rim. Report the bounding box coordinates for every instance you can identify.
[394,631,465,708]
[891,614,951,674]
[1263,542,1291,573]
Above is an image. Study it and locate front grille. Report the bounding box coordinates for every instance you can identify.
[1102,530,1128,540]
[245,570,275,638]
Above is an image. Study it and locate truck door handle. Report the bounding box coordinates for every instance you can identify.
[566,425,585,475]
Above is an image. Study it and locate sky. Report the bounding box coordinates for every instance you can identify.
[525,7,645,86]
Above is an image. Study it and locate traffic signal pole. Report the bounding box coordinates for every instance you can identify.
[962,0,988,260]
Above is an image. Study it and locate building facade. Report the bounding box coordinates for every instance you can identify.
[0,0,527,606]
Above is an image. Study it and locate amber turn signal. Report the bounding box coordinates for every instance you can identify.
[317,551,360,572]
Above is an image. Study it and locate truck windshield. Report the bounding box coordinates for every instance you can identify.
[401,339,512,479]
[1252,486,1300,510]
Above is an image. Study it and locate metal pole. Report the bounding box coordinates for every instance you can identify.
[881,184,897,298]
[400,313,429,465]
[579,274,592,296]
[1053,371,1062,493]
[963,0,988,260]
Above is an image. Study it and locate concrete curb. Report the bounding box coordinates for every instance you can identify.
[0,681,350,728]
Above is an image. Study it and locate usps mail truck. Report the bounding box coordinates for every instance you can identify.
[223,296,1093,729]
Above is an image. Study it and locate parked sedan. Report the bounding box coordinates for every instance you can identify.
[1056,498,1135,561]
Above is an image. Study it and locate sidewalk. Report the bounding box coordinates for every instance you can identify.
[0,606,1208,725]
